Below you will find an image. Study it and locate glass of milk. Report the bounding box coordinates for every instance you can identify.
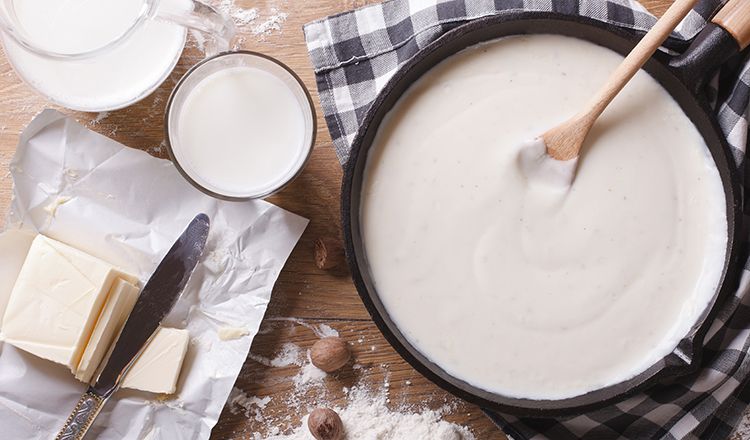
[164,51,317,200]
[0,0,235,111]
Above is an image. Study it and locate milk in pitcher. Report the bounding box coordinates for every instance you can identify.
[2,0,186,111]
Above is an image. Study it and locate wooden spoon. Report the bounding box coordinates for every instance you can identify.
[542,0,701,161]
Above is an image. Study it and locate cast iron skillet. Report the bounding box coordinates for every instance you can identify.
[341,7,746,418]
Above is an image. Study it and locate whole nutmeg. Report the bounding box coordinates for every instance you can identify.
[307,407,344,440]
[310,336,351,372]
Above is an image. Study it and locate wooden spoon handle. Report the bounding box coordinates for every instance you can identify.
[714,0,750,50]
[579,0,700,127]
[543,0,700,161]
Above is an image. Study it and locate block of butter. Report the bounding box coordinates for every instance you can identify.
[0,234,138,370]
[1,234,190,395]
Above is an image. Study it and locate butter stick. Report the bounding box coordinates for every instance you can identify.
[0,235,138,370]
[2,234,190,395]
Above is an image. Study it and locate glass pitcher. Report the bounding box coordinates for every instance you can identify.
[0,0,236,112]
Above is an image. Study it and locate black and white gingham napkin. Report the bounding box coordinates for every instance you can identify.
[303,1,750,439]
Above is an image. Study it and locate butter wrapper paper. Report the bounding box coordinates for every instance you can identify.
[0,109,308,440]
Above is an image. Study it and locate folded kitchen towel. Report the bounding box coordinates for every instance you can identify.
[303,1,750,439]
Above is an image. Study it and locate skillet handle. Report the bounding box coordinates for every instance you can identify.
[667,0,750,97]
[713,0,750,50]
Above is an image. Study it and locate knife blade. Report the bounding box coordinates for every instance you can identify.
[54,213,210,440]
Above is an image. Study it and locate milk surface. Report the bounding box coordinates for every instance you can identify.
[12,0,145,54]
[361,35,728,400]
[3,0,185,111]
[173,66,307,198]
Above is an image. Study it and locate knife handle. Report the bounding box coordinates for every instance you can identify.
[55,390,107,440]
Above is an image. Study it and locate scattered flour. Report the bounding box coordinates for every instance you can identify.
[315,324,339,338]
[294,359,327,387]
[93,111,110,124]
[232,385,476,440]
[208,0,288,41]
[227,324,477,440]
[247,342,303,368]
[229,388,272,419]
[251,8,288,39]
[246,340,327,386]
[294,320,339,339]
[216,0,259,25]
[146,140,166,158]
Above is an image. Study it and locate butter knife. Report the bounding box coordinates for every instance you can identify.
[54,213,210,440]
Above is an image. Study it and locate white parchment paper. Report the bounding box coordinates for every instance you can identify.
[0,109,308,439]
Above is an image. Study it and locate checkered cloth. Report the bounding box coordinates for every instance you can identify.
[303,1,750,439]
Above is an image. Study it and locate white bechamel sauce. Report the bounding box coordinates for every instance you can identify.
[2,0,185,111]
[361,35,728,400]
[172,66,307,198]
[519,138,578,189]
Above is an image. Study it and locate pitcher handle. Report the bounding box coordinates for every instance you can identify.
[154,0,236,55]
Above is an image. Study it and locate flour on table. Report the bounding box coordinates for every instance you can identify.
[91,111,110,125]
[227,323,476,440]
[234,384,476,440]
[294,357,327,387]
[247,341,326,386]
[250,8,288,39]
[215,0,259,25]
[247,342,303,368]
[293,320,339,339]
[208,0,288,42]
[229,388,272,419]
[314,324,339,338]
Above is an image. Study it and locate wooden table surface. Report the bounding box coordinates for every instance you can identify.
[3,1,750,439]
